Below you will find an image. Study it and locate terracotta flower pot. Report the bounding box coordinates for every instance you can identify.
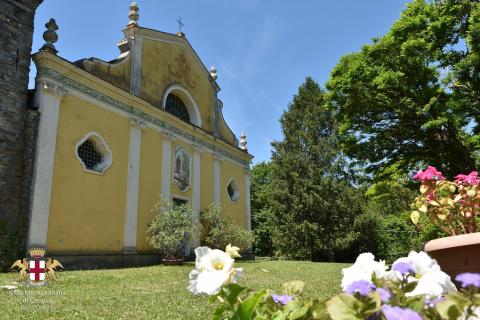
[424,232,480,279]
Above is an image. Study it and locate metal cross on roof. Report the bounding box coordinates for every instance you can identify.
[177,17,184,32]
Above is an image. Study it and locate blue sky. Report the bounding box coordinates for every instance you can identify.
[31,0,411,164]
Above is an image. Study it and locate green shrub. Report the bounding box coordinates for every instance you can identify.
[334,211,421,263]
[146,197,195,259]
[334,212,382,262]
[200,204,254,251]
[377,213,421,263]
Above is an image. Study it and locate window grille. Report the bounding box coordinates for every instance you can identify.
[77,139,103,171]
[165,94,190,123]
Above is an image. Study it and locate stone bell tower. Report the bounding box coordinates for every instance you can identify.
[0,0,43,270]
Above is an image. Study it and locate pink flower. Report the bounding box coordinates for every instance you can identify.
[427,192,436,201]
[413,166,445,182]
[455,171,480,185]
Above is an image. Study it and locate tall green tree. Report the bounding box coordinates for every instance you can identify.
[270,77,363,261]
[250,162,276,257]
[327,0,480,181]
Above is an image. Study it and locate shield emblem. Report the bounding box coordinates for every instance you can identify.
[29,259,46,282]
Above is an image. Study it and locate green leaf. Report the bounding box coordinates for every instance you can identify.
[212,305,226,320]
[436,299,464,320]
[272,311,286,320]
[231,290,267,320]
[209,294,220,304]
[326,294,360,320]
[223,283,248,306]
[282,281,305,296]
[289,306,309,320]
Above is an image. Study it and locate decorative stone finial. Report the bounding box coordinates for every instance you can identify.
[40,18,58,54]
[128,2,139,26]
[239,131,248,151]
[210,66,218,80]
[117,39,130,55]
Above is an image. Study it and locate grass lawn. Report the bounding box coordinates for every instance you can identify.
[0,260,348,319]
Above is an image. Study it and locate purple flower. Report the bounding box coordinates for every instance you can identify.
[392,261,414,275]
[271,294,293,305]
[382,305,422,320]
[455,273,480,288]
[345,280,376,296]
[377,288,391,302]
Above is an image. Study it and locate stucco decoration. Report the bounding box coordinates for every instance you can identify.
[168,53,196,89]
[173,147,191,192]
[75,132,112,175]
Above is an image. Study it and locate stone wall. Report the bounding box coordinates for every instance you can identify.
[0,0,42,270]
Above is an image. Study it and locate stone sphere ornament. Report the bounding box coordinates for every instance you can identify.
[210,66,218,80]
[41,18,59,54]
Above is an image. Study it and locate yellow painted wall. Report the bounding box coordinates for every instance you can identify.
[136,128,163,253]
[140,39,214,133]
[47,95,130,254]
[219,110,239,147]
[220,160,247,228]
[200,152,214,210]
[80,55,131,93]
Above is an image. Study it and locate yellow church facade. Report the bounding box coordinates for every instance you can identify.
[27,7,253,266]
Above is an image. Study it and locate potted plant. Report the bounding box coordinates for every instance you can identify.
[411,166,480,278]
[147,197,195,264]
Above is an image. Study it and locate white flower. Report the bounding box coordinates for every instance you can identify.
[341,253,387,290]
[388,251,456,298]
[188,246,243,295]
[406,251,441,276]
[405,271,457,298]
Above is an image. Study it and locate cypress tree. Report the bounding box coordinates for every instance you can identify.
[270,77,362,261]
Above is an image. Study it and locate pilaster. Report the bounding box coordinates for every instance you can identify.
[28,81,68,248]
[123,118,146,253]
[161,132,175,200]
[244,167,252,231]
[192,145,202,248]
[213,153,222,204]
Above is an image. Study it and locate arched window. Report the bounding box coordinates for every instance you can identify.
[165,94,190,123]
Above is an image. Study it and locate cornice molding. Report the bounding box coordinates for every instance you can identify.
[37,67,251,168]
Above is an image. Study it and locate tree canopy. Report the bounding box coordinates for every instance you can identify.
[326,0,480,180]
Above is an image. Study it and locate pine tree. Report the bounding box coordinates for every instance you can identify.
[270,77,363,261]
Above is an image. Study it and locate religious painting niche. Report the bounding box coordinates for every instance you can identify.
[173,148,191,192]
